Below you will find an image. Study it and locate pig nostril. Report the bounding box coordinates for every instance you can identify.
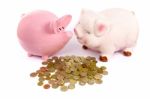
[74,28,77,33]
[77,37,80,39]
[77,36,82,40]
[74,29,82,39]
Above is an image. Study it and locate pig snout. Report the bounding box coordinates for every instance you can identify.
[74,28,82,39]
[58,31,73,45]
[74,28,87,44]
[65,31,73,38]
[74,28,77,34]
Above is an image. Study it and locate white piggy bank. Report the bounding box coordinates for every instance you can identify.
[74,8,139,62]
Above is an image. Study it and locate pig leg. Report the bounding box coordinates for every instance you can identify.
[99,46,115,62]
[122,48,132,56]
[28,53,33,57]
[82,45,88,50]
[99,53,113,62]
[42,55,49,61]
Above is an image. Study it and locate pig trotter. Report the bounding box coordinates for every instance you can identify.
[99,56,108,62]
[42,55,49,61]
[123,51,132,56]
[82,45,88,50]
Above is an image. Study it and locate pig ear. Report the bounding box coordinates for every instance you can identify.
[94,19,111,37]
[56,15,72,28]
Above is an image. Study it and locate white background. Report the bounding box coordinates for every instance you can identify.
[0,0,150,99]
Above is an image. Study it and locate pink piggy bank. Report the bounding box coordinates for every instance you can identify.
[17,10,73,60]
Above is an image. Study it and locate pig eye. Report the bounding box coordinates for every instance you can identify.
[86,31,90,34]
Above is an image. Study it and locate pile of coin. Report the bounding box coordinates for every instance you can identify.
[30,56,108,92]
